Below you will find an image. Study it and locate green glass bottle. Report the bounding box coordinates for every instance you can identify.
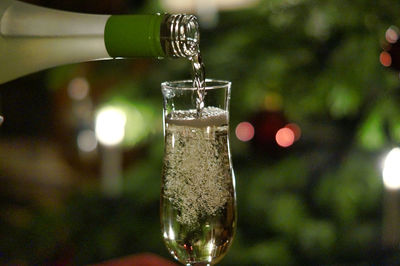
[0,0,200,83]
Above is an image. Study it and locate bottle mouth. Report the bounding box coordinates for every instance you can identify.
[162,14,200,58]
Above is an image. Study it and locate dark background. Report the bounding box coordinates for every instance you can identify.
[1,0,400,265]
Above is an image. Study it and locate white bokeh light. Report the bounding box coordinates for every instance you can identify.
[77,129,97,152]
[383,148,400,190]
[95,107,126,146]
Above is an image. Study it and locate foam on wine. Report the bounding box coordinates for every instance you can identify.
[165,107,227,128]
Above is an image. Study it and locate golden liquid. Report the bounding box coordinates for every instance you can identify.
[161,112,236,265]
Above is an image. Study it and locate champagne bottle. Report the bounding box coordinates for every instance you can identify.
[0,0,200,84]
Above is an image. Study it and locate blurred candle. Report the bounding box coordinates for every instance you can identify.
[95,107,126,197]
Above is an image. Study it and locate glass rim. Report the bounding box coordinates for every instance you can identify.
[161,79,231,91]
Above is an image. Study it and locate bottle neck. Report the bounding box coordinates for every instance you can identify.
[104,14,164,58]
[104,14,200,59]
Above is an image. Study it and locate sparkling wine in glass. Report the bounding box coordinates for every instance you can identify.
[160,80,236,266]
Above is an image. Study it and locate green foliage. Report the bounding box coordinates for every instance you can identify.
[267,193,308,235]
[314,151,382,224]
[247,240,294,265]
[357,106,386,150]
[298,219,336,259]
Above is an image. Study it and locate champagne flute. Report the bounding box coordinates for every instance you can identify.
[160,80,236,266]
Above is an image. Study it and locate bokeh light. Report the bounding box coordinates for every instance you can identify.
[95,107,126,146]
[68,77,90,100]
[285,123,301,141]
[0,115,3,126]
[235,121,255,142]
[380,51,392,67]
[275,127,295,147]
[77,129,98,152]
[386,26,399,44]
[383,148,400,190]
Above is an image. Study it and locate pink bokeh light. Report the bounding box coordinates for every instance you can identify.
[235,122,255,142]
[275,127,295,147]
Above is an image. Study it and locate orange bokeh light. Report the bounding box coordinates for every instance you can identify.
[235,122,255,142]
[380,51,392,67]
[275,127,295,147]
